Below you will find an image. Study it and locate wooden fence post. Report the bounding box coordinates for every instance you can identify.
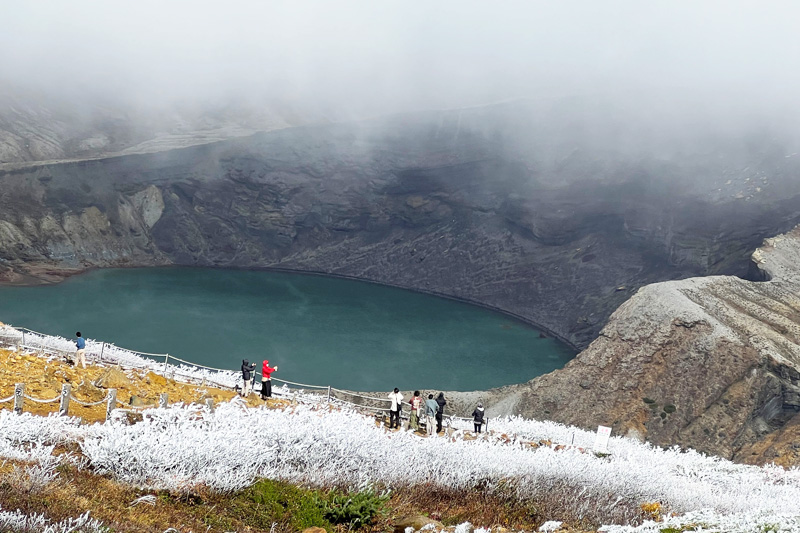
[163,354,169,374]
[327,386,331,403]
[13,383,24,414]
[159,393,168,409]
[99,342,106,363]
[105,389,117,422]
[59,383,71,416]
[21,331,25,348]
[205,398,215,413]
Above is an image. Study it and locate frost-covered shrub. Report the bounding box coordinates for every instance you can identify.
[0,507,107,533]
[5,454,60,494]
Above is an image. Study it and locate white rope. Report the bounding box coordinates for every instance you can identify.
[115,399,150,410]
[166,354,236,373]
[331,388,390,403]
[272,377,328,390]
[23,393,61,404]
[0,395,14,403]
[69,393,110,407]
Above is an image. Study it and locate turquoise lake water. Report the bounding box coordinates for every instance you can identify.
[0,268,575,391]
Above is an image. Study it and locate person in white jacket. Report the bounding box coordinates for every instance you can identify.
[387,387,403,429]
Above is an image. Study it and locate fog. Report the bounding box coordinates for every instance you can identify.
[2,0,800,117]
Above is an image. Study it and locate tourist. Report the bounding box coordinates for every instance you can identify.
[260,360,278,400]
[74,332,86,369]
[424,393,438,437]
[388,387,403,429]
[435,392,447,433]
[472,402,486,433]
[409,390,422,430]
[240,359,256,397]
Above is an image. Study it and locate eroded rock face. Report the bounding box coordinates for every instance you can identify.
[2,104,800,350]
[465,225,800,465]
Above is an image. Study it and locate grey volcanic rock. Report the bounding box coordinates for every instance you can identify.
[464,225,800,466]
[2,102,800,351]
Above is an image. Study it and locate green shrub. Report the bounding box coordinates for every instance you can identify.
[319,488,389,528]
[230,480,388,531]
[664,404,676,414]
[643,397,656,404]
[234,479,331,531]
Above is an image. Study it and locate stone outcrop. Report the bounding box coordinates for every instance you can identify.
[3,102,800,350]
[461,225,800,466]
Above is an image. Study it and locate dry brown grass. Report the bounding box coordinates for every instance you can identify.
[0,462,604,533]
[0,347,279,422]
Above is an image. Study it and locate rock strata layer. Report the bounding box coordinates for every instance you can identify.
[462,225,800,466]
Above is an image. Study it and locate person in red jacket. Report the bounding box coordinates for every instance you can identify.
[260,360,278,400]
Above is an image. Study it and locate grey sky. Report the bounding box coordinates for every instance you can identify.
[2,1,800,115]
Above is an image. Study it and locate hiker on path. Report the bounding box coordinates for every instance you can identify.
[472,402,486,433]
[435,392,447,433]
[74,332,86,369]
[424,393,439,437]
[409,390,423,430]
[388,387,403,429]
[260,360,278,400]
[240,359,256,396]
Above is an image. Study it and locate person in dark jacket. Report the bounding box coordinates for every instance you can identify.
[435,392,447,433]
[472,402,486,433]
[240,359,256,397]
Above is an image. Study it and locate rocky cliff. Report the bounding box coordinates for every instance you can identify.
[463,224,800,466]
[2,101,800,351]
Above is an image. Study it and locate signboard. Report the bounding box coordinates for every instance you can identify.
[593,425,612,453]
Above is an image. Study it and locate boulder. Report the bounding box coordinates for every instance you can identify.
[300,528,327,533]
[93,367,131,389]
[144,371,167,387]
[393,515,444,533]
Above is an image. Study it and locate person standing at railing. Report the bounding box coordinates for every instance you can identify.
[472,402,486,433]
[260,360,278,400]
[409,390,422,430]
[74,332,87,369]
[240,359,256,396]
[424,393,438,437]
[435,392,447,434]
[387,387,403,429]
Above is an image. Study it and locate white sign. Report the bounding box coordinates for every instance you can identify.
[593,425,612,453]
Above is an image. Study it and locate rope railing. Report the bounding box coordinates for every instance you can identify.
[0,395,14,403]
[271,377,329,390]
[69,394,110,407]
[23,393,62,404]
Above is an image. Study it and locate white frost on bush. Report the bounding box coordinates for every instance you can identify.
[3,324,800,531]
[1,398,800,531]
[0,507,107,533]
